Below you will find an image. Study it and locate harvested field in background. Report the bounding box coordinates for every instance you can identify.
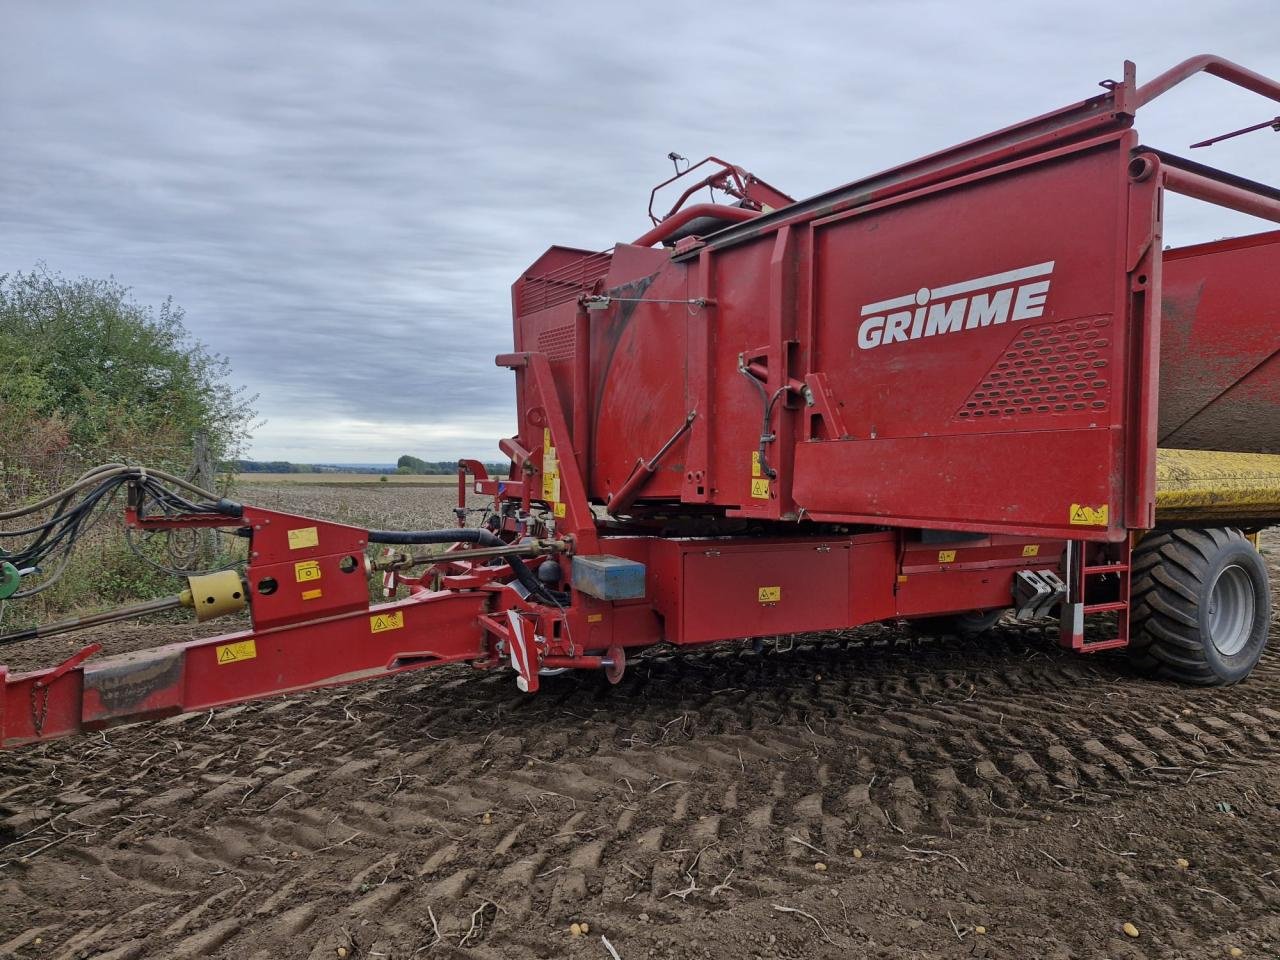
[235,473,457,486]
[0,481,1276,959]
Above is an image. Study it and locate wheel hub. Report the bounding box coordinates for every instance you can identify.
[1207,563,1255,657]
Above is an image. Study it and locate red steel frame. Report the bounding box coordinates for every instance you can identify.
[3,55,1278,748]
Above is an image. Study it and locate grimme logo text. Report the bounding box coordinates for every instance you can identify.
[857,261,1054,350]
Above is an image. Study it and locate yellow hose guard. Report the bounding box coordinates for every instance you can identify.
[181,569,248,622]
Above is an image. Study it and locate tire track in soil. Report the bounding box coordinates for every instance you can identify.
[0,617,1277,958]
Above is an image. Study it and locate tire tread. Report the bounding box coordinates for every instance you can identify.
[1128,527,1267,686]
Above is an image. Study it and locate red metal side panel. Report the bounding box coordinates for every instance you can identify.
[513,298,582,459]
[610,534,901,645]
[678,540,851,643]
[583,248,694,503]
[1158,230,1280,454]
[640,535,905,645]
[849,533,898,624]
[793,138,1139,540]
[512,246,610,480]
[706,232,808,519]
[896,537,1066,617]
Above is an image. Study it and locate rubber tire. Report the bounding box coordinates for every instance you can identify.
[1128,527,1270,686]
[908,608,1007,637]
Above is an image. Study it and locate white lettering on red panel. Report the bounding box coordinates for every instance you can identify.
[857,261,1054,350]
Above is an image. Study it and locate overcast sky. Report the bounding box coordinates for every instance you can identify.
[3,2,1277,463]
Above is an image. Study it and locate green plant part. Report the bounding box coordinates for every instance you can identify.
[0,562,20,600]
[0,266,259,495]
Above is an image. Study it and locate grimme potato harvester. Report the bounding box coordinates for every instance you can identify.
[2,55,1279,748]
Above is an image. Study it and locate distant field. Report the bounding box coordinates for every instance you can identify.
[236,472,457,486]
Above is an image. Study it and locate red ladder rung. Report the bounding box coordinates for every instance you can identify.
[1084,600,1129,613]
[1075,637,1129,653]
[1084,563,1129,574]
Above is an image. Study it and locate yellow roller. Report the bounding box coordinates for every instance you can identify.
[1155,449,1280,523]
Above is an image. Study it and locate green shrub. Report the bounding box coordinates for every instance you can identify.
[0,267,258,623]
[0,266,257,496]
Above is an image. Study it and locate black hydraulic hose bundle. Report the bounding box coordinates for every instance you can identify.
[739,367,787,480]
[0,465,238,599]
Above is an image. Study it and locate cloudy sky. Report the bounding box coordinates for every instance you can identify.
[4,2,1276,462]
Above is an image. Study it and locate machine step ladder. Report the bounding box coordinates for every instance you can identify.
[1058,542,1131,653]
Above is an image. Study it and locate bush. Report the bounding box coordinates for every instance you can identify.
[0,266,257,497]
[0,267,258,625]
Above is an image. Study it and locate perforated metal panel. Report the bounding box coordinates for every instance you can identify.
[536,323,576,362]
[958,316,1112,420]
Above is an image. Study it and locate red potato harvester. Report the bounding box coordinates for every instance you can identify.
[2,55,1279,748]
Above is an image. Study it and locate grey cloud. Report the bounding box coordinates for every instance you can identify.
[3,1,1276,461]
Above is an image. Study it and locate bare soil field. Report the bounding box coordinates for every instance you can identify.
[234,474,458,487]
[0,482,1276,959]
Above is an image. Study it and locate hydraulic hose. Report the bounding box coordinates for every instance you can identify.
[366,528,546,598]
[0,464,225,522]
[0,594,185,646]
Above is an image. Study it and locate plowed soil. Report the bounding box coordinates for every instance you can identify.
[0,485,1275,960]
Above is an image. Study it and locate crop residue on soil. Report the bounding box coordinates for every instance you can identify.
[0,482,1275,959]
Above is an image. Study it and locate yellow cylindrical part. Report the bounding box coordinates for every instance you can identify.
[181,569,248,622]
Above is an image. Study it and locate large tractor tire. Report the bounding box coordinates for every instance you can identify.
[1129,528,1270,685]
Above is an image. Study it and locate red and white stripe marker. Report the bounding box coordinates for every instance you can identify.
[505,610,540,693]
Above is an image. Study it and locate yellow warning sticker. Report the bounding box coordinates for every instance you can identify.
[370,611,405,633]
[215,639,257,665]
[540,428,564,509]
[750,478,770,499]
[587,613,604,623]
[301,588,323,600]
[294,560,322,583]
[1022,544,1040,557]
[758,585,781,603]
[937,550,956,563]
[1069,504,1109,526]
[287,526,319,550]
[751,451,762,478]
[542,448,560,500]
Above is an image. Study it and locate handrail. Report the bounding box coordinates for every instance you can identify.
[1162,164,1280,225]
[632,203,758,247]
[1135,54,1280,108]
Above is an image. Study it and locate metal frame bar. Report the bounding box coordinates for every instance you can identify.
[0,589,490,747]
[1134,54,1280,108]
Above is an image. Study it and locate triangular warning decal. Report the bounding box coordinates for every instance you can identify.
[1069,503,1108,526]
